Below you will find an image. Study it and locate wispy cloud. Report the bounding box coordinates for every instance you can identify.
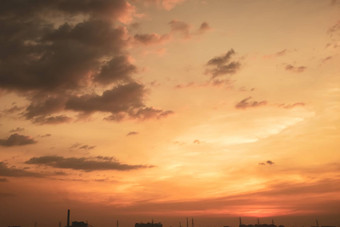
[206,49,241,79]
[127,131,139,136]
[235,97,267,109]
[285,64,306,73]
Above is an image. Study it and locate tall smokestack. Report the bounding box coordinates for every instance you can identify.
[192,218,194,227]
[186,218,188,227]
[67,209,70,227]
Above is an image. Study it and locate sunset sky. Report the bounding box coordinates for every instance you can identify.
[1,0,340,227]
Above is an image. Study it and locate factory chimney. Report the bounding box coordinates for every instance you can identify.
[67,209,70,227]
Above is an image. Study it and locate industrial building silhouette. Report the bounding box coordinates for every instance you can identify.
[6,210,338,227]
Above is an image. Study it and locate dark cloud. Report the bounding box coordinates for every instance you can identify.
[95,56,137,84]
[26,155,154,172]
[0,0,133,21]
[9,127,25,133]
[0,133,37,146]
[0,19,127,92]
[66,82,143,113]
[66,83,172,120]
[285,64,306,73]
[127,131,139,136]
[134,33,170,45]
[206,49,241,79]
[0,162,42,177]
[3,105,24,114]
[22,82,171,123]
[0,0,171,123]
[235,97,267,109]
[33,115,72,124]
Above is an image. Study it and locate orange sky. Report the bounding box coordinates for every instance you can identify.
[0,1,340,227]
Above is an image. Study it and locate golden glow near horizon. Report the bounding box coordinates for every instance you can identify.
[0,0,340,226]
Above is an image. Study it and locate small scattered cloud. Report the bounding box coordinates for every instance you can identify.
[285,64,306,73]
[235,97,267,109]
[197,22,211,34]
[134,33,170,45]
[0,133,37,147]
[193,140,200,144]
[40,133,52,138]
[127,131,139,136]
[25,156,154,172]
[169,20,191,38]
[258,160,275,166]
[9,127,25,133]
[267,160,274,165]
[206,49,241,79]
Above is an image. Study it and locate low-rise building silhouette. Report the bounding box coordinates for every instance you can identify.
[135,222,162,227]
[72,221,88,227]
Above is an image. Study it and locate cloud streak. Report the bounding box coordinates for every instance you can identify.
[0,162,42,177]
[25,156,154,172]
[0,133,37,146]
